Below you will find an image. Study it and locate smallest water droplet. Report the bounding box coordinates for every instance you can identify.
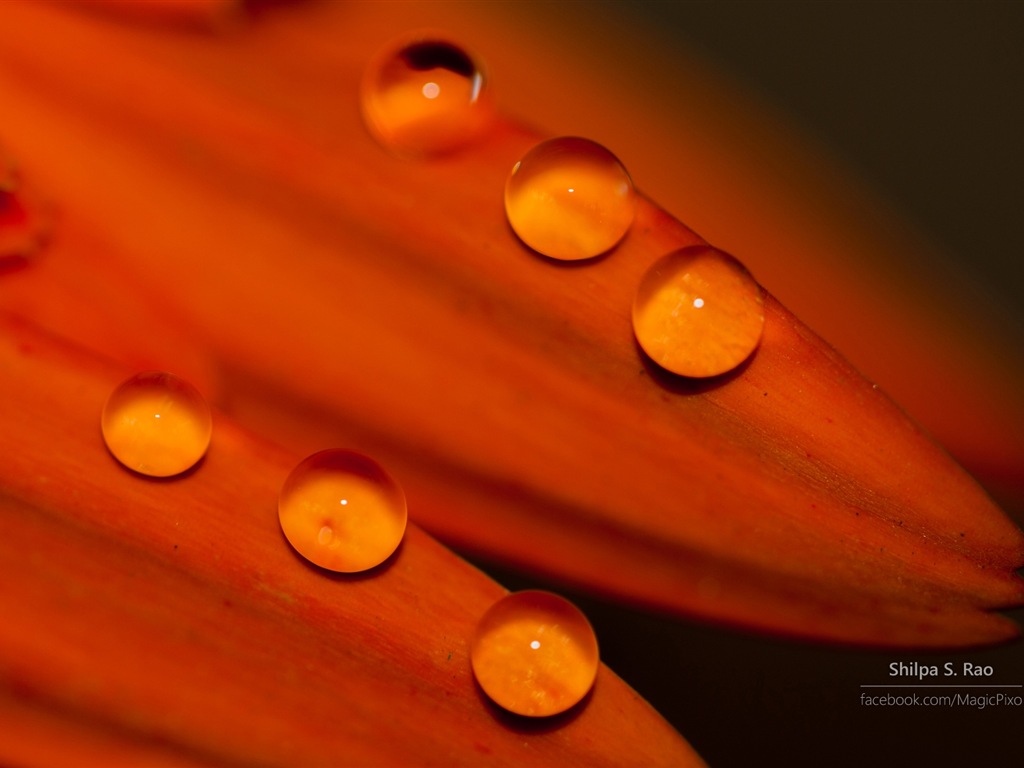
[633,245,765,378]
[505,136,636,261]
[101,371,212,477]
[278,449,407,573]
[361,35,492,157]
[470,590,599,717]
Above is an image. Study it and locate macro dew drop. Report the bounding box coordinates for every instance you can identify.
[633,245,765,378]
[361,36,491,157]
[101,371,212,477]
[470,590,599,717]
[278,449,407,573]
[504,136,635,261]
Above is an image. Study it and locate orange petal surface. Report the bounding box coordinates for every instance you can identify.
[0,0,1020,653]
[0,315,699,767]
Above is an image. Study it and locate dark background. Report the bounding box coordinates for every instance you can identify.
[476,558,1024,768]
[469,2,1024,766]
[612,0,1024,329]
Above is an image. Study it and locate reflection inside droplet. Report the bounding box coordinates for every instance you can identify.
[361,36,492,157]
[633,245,765,378]
[504,136,636,261]
[470,590,599,717]
[101,371,212,477]
[279,449,407,573]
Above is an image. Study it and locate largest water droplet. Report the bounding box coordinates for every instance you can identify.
[278,449,407,573]
[633,245,765,378]
[361,36,491,157]
[471,590,599,717]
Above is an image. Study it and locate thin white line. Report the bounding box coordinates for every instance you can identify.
[860,685,1023,688]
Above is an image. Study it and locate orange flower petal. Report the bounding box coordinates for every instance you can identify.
[0,315,700,766]
[0,0,1020,653]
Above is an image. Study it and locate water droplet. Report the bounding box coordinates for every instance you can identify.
[101,372,212,477]
[470,590,598,717]
[361,36,491,157]
[504,137,635,261]
[278,449,407,573]
[633,245,765,378]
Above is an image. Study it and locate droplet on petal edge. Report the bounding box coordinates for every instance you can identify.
[470,590,599,717]
[633,245,765,378]
[101,371,213,477]
[504,136,636,261]
[361,35,492,157]
[278,449,407,573]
